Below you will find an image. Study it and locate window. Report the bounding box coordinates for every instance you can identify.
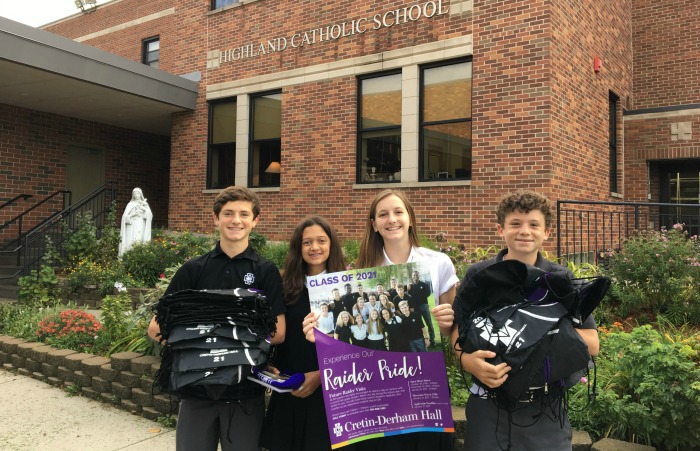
[420,59,472,181]
[212,0,238,9]
[609,91,619,193]
[142,37,159,68]
[207,100,237,189]
[358,72,402,183]
[249,91,282,188]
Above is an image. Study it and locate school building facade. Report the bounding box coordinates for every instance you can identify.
[1,0,698,248]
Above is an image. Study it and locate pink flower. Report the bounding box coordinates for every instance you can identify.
[159,273,166,279]
[580,376,588,384]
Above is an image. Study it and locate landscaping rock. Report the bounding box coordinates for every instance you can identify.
[99,363,119,382]
[30,345,54,363]
[46,349,77,366]
[131,355,160,376]
[16,342,44,359]
[141,406,161,422]
[152,394,179,415]
[111,382,132,400]
[592,438,656,451]
[57,365,74,383]
[11,354,25,368]
[74,370,92,387]
[120,370,141,389]
[41,362,57,377]
[81,356,110,376]
[132,387,153,407]
[121,399,142,414]
[110,352,143,372]
[573,429,593,450]
[24,358,40,373]
[30,371,47,383]
[91,376,111,393]
[0,337,26,354]
[64,352,95,371]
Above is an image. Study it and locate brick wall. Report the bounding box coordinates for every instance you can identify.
[632,0,700,109]
[37,0,657,253]
[0,103,171,237]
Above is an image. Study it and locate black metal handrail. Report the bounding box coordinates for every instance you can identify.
[0,193,33,211]
[0,191,71,255]
[556,199,700,265]
[0,182,116,280]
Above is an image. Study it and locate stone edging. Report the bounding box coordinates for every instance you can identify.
[0,335,177,422]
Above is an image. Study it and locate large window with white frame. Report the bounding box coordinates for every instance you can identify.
[207,100,236,189]
[357,72,402,183]
[420,58,472,181]
[249,91,282,188]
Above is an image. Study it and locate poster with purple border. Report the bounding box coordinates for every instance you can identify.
[307,262,454,448]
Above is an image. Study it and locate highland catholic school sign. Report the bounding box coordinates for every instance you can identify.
[216,0,448,65]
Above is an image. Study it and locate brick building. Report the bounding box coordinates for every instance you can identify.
[1,0,698,249]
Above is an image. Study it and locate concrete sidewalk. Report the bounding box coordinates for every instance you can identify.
[0,370,176,451]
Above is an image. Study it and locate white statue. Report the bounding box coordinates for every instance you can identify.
[118,187,153,257]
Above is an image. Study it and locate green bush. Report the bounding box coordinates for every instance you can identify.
[568,324,700,449]
[121,231,212,287]
[65,258,136,296]
[0,303,69,340]
[17,264,60,307]
[604,225,700,325]
[342,239,360,268]
[62,211,100,265]
[249,230,267,252]
[259,241,289,269]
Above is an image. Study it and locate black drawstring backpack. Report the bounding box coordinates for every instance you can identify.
[456,260,610,406]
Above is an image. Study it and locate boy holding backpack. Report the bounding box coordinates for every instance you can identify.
[451,191,599,450]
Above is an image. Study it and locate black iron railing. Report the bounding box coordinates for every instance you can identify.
[0,182,116,279]
[0,193,33,211]
[556,200,700,265]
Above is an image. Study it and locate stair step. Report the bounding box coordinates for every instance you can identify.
[0,285,19,300]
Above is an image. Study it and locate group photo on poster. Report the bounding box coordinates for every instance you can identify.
[306,262,454,448]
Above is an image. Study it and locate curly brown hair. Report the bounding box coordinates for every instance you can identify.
[496,190,553,228]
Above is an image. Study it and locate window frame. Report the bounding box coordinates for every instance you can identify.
[609,91,620,193]
[248,90,282,188]
[141,36,160,68]
[206,99,237,190]
[418,57,472,182]
[211,0,238,10]
[356,70,403,184]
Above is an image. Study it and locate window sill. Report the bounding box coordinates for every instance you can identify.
[610,192,623,199]
[208,0,261,15]
[353,180,471,189]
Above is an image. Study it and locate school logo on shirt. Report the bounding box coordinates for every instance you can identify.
[244,273,255,285]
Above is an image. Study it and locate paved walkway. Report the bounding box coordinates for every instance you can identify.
[0,370,176,451]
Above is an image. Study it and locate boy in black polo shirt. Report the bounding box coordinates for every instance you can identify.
[451,191,599,450]
[148,186,286,451]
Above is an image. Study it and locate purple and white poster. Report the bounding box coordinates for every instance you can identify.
[307,262,454,448]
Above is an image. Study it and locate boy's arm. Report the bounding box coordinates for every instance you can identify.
[147,316,162,342]
[576,327,599,356]
[270,314,286,345]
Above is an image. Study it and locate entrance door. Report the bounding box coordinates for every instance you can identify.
[659,162,700,236]
[66,146,105,204]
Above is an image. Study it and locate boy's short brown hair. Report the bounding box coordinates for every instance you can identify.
[213,186,261,218]
[496,190,553,228]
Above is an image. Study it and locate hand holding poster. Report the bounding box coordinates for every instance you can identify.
[307,262,454,448]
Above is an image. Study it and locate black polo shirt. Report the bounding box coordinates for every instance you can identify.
[165,242,285,399]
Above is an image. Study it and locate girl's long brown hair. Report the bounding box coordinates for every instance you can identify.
[356,189,420,268]
[283,216,346,305]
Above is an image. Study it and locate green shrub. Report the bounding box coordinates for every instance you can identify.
[65,258,136,296]
[604,225,700,325]
[342,239,361,268]
[249,230,267,252]
[121,231,212,287]
[568,324,700,449]
[0,303,68,340]
[62,211,100,264]
[259,241,289,269]
[17,264,60,307]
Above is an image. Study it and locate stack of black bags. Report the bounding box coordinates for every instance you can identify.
[153,288,277,400]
